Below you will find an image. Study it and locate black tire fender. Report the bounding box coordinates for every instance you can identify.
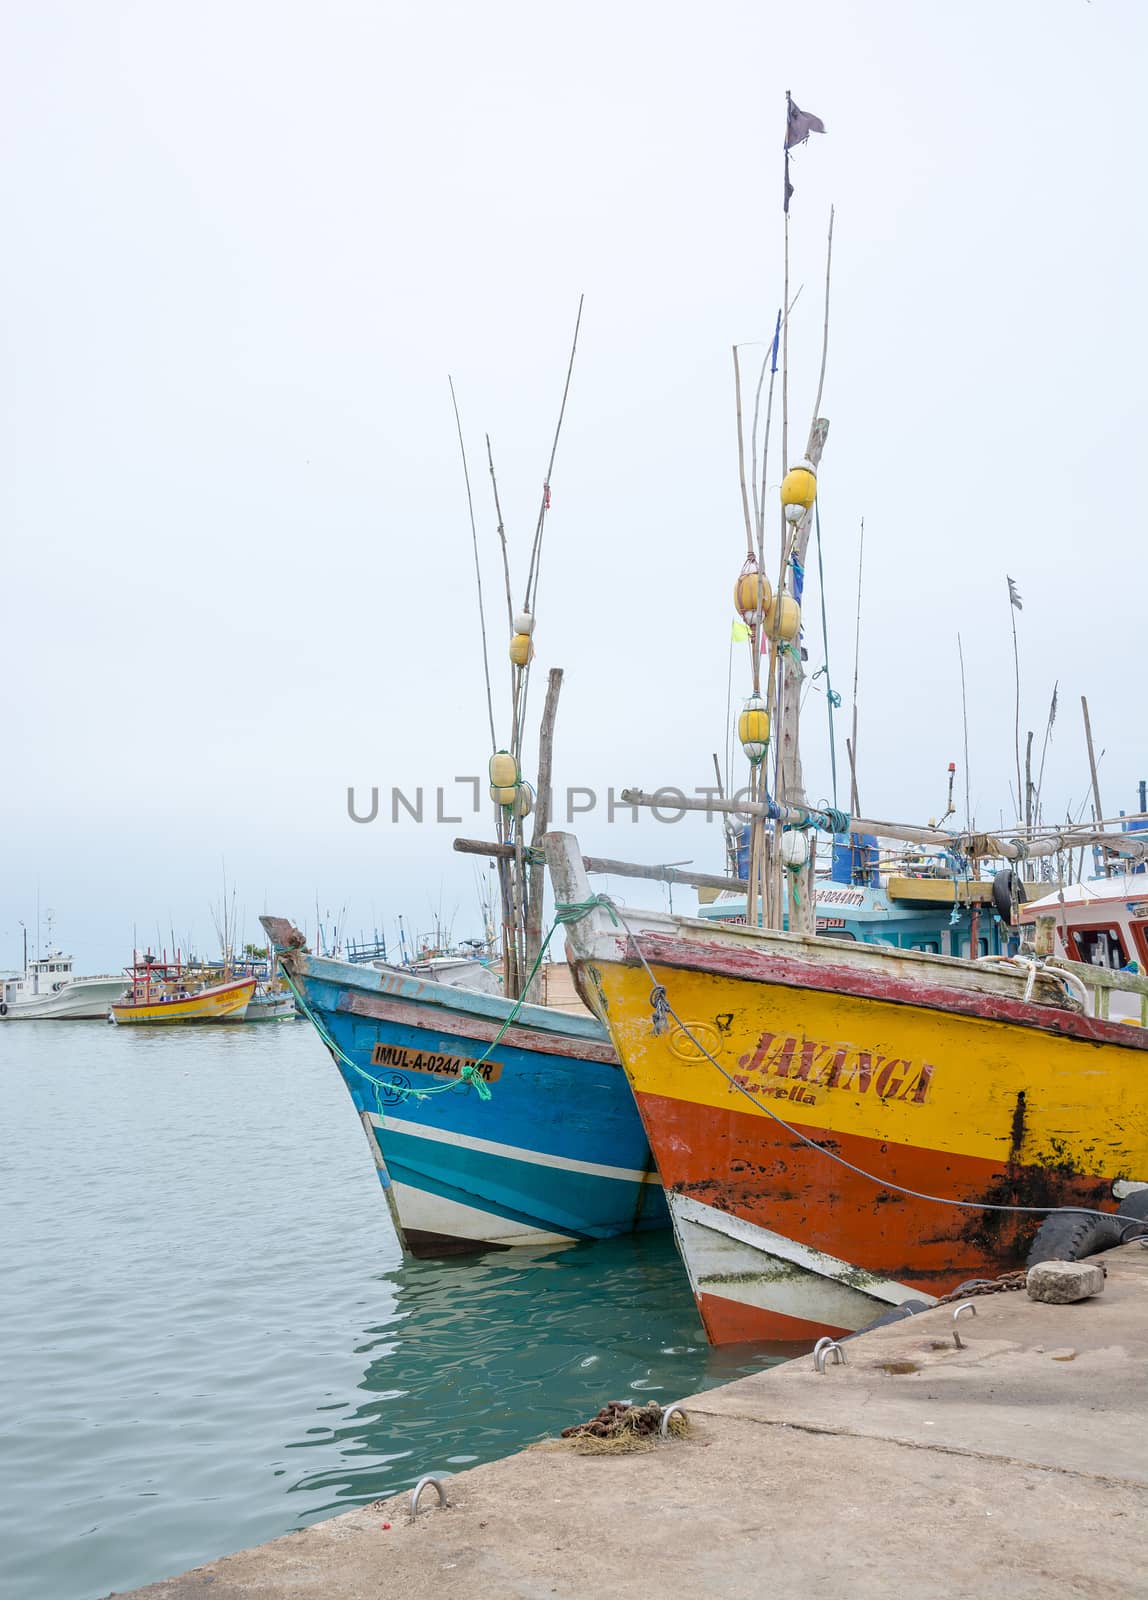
[1026,1208,1124,1266]
[0,1001,7,1016]
[1117,1189,1148,1225]
[992,868,1027,926]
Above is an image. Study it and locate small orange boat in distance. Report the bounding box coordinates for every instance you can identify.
[110,951,255,1025]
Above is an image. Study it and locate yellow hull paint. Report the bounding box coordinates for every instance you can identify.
[591,959,1148,1177]
[112,978,255,1025]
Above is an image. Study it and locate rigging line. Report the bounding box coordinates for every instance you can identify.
[603,901,1128,1223]
[749,350,767,538]
[957,632,972,831]
[523,294,585,613]
[1009,579,1023,830]
[809,205,834,428]
[449,377,497,750]
[518,296,585,762]
[1033,681,1059,830]
[849,517,865,814]
[733,346,755,560]
[812,496,838,807]
[485,433,515,636]
[755,302,789,551]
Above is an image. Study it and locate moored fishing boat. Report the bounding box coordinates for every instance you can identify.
[260,310,674,1256]
[535,95,1148,1345]
[110,952,255,1025]
[546,828,1148,1344]
[244,979,297,1022]
[261,916,666,1253]
[1,949,128,1019]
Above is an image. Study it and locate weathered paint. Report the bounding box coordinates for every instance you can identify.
[265,933,668,1255]
[583,939,1148,1343]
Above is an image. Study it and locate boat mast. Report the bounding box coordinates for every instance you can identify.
[467,303,583,999]
[735,96,828,934]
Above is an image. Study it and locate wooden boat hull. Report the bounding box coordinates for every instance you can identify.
[111,976,255,1025]
[262,921,667,1255]
[244,992,298,1022]
[547,835,1148,1344]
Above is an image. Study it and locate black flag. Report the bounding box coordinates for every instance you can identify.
[784,93,825,214]
[785,95,826,148]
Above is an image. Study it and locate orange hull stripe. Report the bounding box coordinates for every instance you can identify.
[638,1087,1113,1291]
[697,1290,849,1347]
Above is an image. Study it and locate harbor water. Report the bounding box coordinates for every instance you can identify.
[1,1020,779,1600]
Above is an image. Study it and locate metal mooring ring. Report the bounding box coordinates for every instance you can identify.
[660,1402,688,1437]
[952,1301,977,1348]
[812,1337,848,1373]
[409,1473,451,1520]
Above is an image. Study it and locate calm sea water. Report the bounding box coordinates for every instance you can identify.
[0,1020,777,1600]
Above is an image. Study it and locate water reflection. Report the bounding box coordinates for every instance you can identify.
[285,1233,780,1517]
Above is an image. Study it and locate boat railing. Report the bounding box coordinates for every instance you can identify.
[1047,955,1148,1026]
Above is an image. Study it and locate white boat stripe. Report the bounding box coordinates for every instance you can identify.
[389,1182,575,1249]
[670,1193,935,1309]
[368,1112,662,1186]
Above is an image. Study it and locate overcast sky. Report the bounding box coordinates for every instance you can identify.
[2,0,1144,970]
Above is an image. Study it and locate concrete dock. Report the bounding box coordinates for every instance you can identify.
[124,1244,1148,1600]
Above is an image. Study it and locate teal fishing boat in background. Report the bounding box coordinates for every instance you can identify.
[698,829,1007,956]
[261,916,668,1256]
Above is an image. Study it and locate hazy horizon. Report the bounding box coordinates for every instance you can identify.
[3,0,1144,971]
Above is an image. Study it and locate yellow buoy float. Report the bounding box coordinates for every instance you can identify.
[738,695,770,763]
[509,632,534,667]
[780,461,817,524]
[734,559,772,625]
[489,750,519,789]
[765,592,801,641]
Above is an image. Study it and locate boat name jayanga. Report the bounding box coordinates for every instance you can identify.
[733,1032,935,1107]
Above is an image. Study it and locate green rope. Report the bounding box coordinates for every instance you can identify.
[274,896,613,1115]
[278,964,493,1107]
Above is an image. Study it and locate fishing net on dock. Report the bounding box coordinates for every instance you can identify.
[534,1400,690,1456]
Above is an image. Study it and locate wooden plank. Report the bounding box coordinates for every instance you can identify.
[886,877,995,905]
[452,837,746,894]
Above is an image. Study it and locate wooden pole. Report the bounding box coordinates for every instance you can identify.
[1024,729,1034,876]
[733,346,755,561]
[616,789,1148,865]
[1081,694,1107,878]
[524,668,563,999]
[454,838,747,895]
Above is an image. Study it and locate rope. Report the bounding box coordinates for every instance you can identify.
[580,897,1130,1226]
[278,964,494,1106]
[275,896,612,1114]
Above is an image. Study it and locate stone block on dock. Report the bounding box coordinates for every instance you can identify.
[1026,1260,1105,1303]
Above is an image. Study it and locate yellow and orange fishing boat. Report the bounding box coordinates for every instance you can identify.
[547,830,1148,1347]
[110,951,255,1025]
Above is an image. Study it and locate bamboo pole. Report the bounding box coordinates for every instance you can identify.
[524,668,563,999]
[1081,694,1107,879]
[617,789,1148,865]
[453,838,747,894]
[733,346,755,561]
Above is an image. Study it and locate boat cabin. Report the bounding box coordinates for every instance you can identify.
[6,951,76,998]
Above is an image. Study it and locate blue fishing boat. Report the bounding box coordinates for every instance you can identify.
[261,917,668,1255]
[698,828,1008,957]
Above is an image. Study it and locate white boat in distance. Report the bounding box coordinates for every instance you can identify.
[1,950,128,1019]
